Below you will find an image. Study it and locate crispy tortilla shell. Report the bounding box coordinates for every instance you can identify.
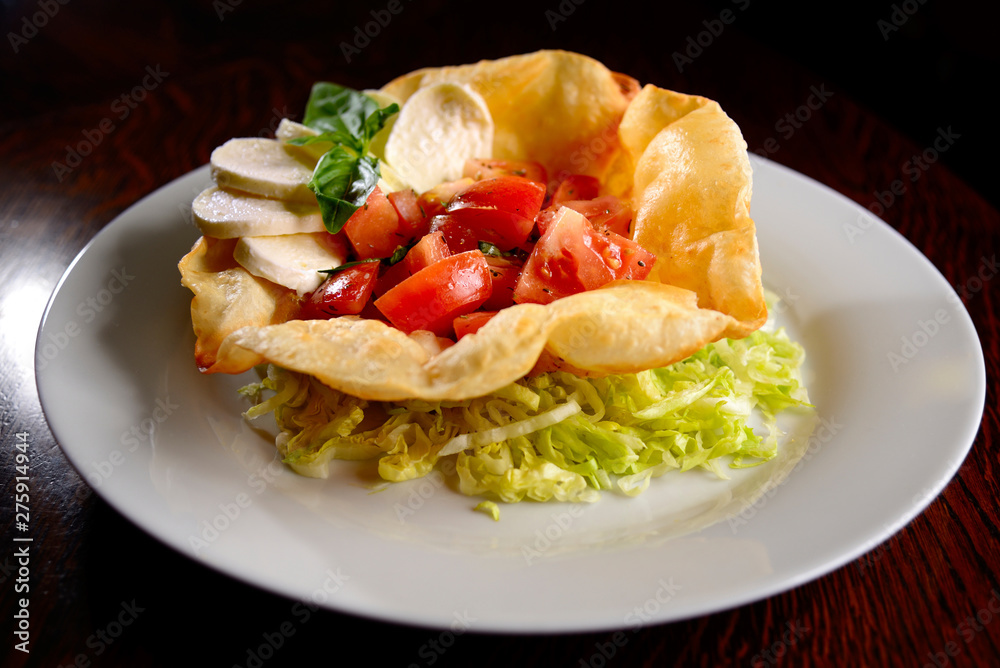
[179,50,765,400]
[218,282,733,401]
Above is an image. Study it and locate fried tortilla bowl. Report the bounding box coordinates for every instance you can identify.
[179,49,766,401]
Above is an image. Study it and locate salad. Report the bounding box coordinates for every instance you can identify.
[179,50,811,518]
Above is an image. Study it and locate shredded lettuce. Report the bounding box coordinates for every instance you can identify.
[240,325,811,507]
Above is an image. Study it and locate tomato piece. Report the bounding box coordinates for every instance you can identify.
[535,197,634,238]
[454,311,499,340]
[417,178,475,218]
[387,189,429,238]
[374,250,493,336]
[428,214,479,253]
[343,186,415,260]
[449,176,546,220]
[463,159,548,185]
[432,208,535,252]
[372,259,411,297]
[482,256,522,311]
[301,262,380,318]
[563,196,634,237]
[607,230,656,281]
[404,232,451,274]
[552,174,600,205]
[513,208,655,305]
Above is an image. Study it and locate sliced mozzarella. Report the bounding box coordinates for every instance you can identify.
[275,118,320,142]
[192,186,325,238]
[363,89,401,162]
[383,82,494,193]
[275,119,330,162]
[211,138,316,203]
[234,232,349,296]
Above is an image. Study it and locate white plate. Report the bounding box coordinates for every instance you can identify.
[36,157,985,633]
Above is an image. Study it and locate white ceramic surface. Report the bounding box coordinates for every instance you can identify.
[36,156,985,633]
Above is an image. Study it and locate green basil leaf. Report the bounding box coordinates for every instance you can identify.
[286,132,349,149]
[362,103,400,147]
[319,258,381,276]
[309,149,380,233]
[478,241,510,257]
[386,243,413,266]
[302,83,380,150]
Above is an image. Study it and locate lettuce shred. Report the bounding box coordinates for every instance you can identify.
[241,326,811,506]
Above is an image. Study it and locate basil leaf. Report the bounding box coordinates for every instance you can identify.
[362,103,399,146]
[319,258,380,276]
[302,83,380,150]
[386,243,412,266]
[309,149,380,233]
[286,133,347,150]
[478,241,509,257]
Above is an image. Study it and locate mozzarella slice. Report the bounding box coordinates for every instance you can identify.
[275,119,330,162]
[383,82,494,193]
[234,233,349,296]
[211,138,316,203]
[192,186,325,238]
[363,88,401,162]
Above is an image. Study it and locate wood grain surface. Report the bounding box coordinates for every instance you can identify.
[1,1,998,666]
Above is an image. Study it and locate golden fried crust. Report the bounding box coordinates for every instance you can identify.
[622,85,766,337]
[178,236,299,373]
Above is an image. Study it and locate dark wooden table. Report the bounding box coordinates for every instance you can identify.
[2,2,998,666]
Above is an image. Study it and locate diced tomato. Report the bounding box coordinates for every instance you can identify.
[428,214,478,253]
[374,250,493,337]
[404,232,451,274]
[448,176,546,220]
[552,174,600,205]
[301,262,381,318]
[454,311,499,340]
[372,259,411,297]
[417,178,475,218]
[432,208,536,253]
[387,189,429,238]
[482,256,522,311]
[608,230,657,281]
[463,158,548,185]
[563,196,634,237]
[343,186,416,260]
[513,208,655,305]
